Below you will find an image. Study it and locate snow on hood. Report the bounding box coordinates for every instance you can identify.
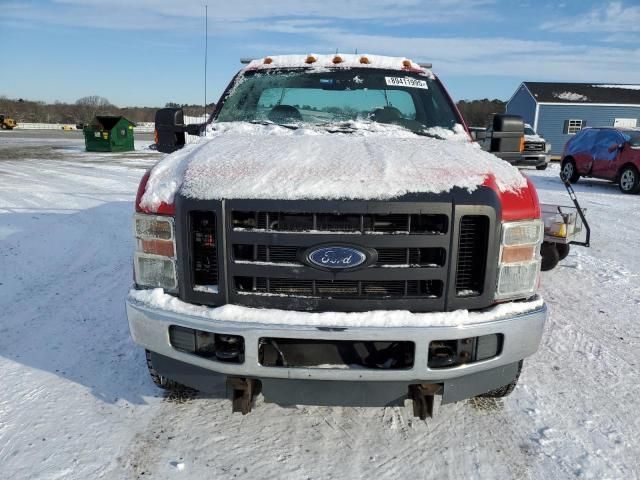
[524,134,544,142]
[140,122,527,210]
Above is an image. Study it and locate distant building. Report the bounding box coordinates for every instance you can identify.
[506,82,640,156]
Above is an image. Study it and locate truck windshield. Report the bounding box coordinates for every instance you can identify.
[215,69,460,135]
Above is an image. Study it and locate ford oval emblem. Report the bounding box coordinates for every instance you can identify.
[307,246,368,270]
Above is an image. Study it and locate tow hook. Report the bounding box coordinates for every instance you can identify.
[409,384,442,420]
[227,377,261,415]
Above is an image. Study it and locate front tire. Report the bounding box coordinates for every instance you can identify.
[541,242,560,271]
[145,350,195,392]
[478,361,523,398]
[556,243,570,261]
[560,158,579,183]
[618,165,640,194]
[536,163,548,171]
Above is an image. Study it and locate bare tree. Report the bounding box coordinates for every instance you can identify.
[75,95,115,124]
[456,99,506,127]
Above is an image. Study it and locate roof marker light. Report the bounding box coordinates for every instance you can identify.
[263,57,273,65]
[359,56,370,64]
[333,55,344,64]
[305,55,317,64]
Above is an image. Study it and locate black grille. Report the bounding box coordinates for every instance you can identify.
[179,197,497,312]
[455,215,489,296]
[191,212,218,285]
[233,244,446,267]
[524,142,545,152]
[235,277,443,299]
[232,211,448,235]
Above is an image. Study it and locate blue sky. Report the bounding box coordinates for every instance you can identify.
[1,0,639,107]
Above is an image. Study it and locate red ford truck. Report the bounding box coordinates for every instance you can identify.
[127,54,547,418]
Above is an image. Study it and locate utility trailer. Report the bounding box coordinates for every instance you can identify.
[540,180,591,271]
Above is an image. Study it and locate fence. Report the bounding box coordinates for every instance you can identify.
[16,122,156,133]
[16,123,76,130]
[184,115,208,125]
[15,115,208,133]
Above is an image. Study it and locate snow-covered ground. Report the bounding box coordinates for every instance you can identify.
[1,131,639,479]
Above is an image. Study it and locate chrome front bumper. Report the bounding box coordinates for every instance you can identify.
[126,296,547,383]
[519,153,549,166]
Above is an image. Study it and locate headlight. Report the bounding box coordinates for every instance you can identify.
[133,214,177,291]
[502,221,542,246]
[496,219,542,301]
[134,254,177,290]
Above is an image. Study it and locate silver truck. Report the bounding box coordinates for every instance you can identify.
[475,121,550,170]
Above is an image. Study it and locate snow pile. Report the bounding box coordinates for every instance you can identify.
[554,91,588,102]
[593,84,640,90]
[140,122,526,210]
[244,54,433,77]
[129,288,544,328]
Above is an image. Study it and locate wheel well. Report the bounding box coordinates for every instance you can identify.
[562,155,575,165]
[616,163,639,181]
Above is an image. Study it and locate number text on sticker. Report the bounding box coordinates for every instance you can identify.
[385,77,428,89]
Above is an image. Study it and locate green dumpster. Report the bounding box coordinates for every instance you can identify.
[84,115,136,152]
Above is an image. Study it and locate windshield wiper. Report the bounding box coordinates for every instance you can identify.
[250,120,299,130]
[316,121,447,139]
[317,122,358,134]
[414,130,447,140]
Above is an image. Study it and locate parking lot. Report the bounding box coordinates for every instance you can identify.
[0,129,639,479]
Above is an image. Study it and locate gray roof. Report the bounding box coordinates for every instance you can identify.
[523,82,640,105]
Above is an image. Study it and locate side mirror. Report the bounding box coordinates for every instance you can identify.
[155,108,186,153]
[490,114,524,161]
[468,127,486,141]
[154,109,207,153]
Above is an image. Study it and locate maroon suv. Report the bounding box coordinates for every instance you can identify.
[561,127,640,194]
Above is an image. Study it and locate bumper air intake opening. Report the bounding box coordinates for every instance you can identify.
[428,334,503,369]
[169,325,245,363]
[258,338,415,370]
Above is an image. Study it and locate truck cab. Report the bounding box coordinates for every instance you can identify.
[128,54,547,418]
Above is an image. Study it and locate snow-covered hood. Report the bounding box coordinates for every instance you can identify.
[140,123,527,210]
[524,134,545,143]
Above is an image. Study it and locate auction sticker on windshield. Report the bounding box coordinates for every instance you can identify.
[385,77,428,89]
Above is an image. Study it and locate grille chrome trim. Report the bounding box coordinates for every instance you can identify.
[233,244,446,268]
[226,200,454,311]
[524,142,545,152]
